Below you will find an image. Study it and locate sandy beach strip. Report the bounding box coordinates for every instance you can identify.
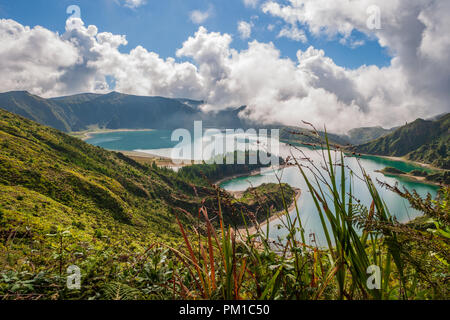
[116,150,198,168]
[71,128,155,141]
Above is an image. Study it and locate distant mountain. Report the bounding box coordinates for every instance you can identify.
[2,91,446,168]
[344,126,396,145]
[355,114,450,169]
[0,91,350,147]
[0,90,359,149]
[279,125,351,147]
[54,91,202,131]
[174,98,205,110]
[0,91,72,132]
[0,91,247,132]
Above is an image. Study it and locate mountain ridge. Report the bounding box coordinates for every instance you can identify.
[1,91,448,170]
[354,114,449,169]
[344,126,396,145]
[0,91,247,132]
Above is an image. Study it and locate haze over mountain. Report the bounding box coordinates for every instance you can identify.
[344,126,396,146]
[0,91,247,132]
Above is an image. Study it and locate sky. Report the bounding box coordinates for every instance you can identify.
[0,0,448,133]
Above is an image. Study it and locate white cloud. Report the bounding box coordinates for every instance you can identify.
[260,0,450,123]
[243,0,260,8]
[1,0,449,133]
[0,19,80,97]
[174,27,420,132]
[278,25,307,42]
[238,21,252,39]
[122,0,146,8]
[189,7,213,24]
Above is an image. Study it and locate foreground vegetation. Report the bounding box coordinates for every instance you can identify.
[0,110,448,300]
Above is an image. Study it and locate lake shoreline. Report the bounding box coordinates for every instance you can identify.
[80,130,442,190]
[284,140,441,174]
[213,164,293,186]
[236,187,302,238]
[116,150,196,169]
[375,169,443,187]
[78,129,442,175]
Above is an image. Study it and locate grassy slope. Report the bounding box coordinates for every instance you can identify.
[0,108,199,248]
[237,183,295,215]
[0,91,71,132]
[0,109,297,269]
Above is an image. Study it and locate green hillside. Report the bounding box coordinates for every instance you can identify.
[345,126,395,145]
[355,114,450,169]
[0,91,72,132]
[0,109,191,253]
[0,109,295,276]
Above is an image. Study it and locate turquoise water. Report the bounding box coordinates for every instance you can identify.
[358,154,434,173]
[85,129,276,160]
[86,130,439,246]
[220,146,439,246]
[85,130,177,151]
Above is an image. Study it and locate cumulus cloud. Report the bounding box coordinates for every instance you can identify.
[238,21,252,39]
[0,19,80,97]
[0,17,202,99]
[0,0,449,133]
[260,0,450,124]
